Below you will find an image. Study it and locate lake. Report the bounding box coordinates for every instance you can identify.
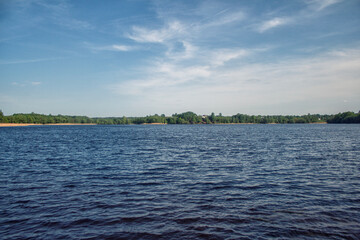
[1,124,359,239]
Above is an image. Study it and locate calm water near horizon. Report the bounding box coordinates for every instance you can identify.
[1,124,359,239]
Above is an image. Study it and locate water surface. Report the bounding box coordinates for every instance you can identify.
[1,124,359,239]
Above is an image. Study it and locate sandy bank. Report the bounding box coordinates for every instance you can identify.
[0,123,96,127]
[0,123,42,127]
[46,123,96,126]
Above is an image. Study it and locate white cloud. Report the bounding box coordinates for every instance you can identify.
[112,45,133,51]
[11,81,42,87]
[257,17,290,33]
[155,63,211,83]
[111,45,255,96]
[109,2,359,115]
[201,10,246,28]
[305,0,343,11]
[126,6,245,45]
[127,21,185,43]
[84,43,135,52]
[112,62,212,95]
[210,49,249,67]
[255,0,342,34]
[0,58,62,65]
[110,47,360,115]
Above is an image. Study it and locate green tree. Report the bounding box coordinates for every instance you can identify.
[204,117,211,124]
[0,110,4,122]
[209,112,216,123]
[122,116,129,124]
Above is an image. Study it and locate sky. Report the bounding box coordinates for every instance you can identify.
[0,0,359,117]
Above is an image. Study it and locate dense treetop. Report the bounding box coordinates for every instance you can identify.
[1,110,359,124]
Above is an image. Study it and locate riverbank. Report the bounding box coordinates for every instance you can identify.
[0,123,96,127]
[1,122,330,127]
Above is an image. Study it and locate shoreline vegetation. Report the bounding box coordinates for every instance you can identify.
[0,110,359,127]
[0,123,97,127]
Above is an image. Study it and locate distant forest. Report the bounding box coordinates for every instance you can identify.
[1,110,359,124]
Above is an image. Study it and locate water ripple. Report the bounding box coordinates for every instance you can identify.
[0,124,360,239]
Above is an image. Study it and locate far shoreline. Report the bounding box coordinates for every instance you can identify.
[1,111,358,124]
[0,123,96,127]
[0,122,329,127]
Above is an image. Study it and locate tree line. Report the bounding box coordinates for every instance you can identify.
[326,111,360,123]
[1,110,359,124]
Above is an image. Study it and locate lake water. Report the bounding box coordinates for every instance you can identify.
[1,124,359,239]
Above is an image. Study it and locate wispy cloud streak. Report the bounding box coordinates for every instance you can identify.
[255,0,343,33]
[11,81,42,87]
[20,0,93,30]
[85,43,136,52]
[0,57,63,65]
[257,17,290,33]
[127,21,185,43]
[305,0,343,11]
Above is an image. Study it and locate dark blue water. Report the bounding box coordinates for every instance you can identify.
[1,125,359,239]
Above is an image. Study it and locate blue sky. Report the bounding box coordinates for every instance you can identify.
[1,0,359,117]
